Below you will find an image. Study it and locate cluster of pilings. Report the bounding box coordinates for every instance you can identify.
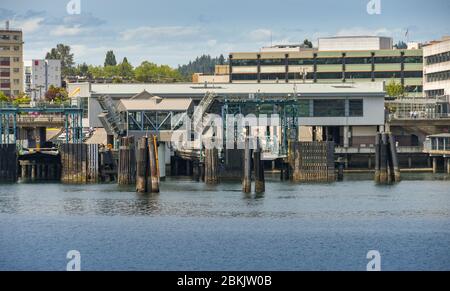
[204,148,219,184]
[60,143,100,183]
[242,137,265,193]
[118,136,136,185]
[0,144,17,182]
[135,135,160,193]
[374,132,401,184]
[19,160,60,181]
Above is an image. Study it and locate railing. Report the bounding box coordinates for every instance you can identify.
[390,112,450,120]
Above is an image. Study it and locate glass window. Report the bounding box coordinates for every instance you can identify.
[260,59,285,66]
[313,100,345,117]
[374,56,403,63]
[345,72,372,79]
[297,100,310,117]
[288,72,314,80]
[230,59,258,66]
[403,71,423,78]
[288,58,315,65]
[349,100,363,116]
[260,73,286,80]
[316,72,343,79]
[316,58,343,65]
[374,71,401,78]
[403,56,422,63]
[426,70,450,82]
[345,57,372,64]
[231,73,258,81]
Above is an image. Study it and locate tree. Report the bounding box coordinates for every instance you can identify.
[303,39,313,48]
[218,54,226,65]
[135,61,182,83]
[394,41,407,49]
[45,85,68,103]
[104,50,117,67]
[118,57,134,79]
[78,62,89,77]
[46,44,75,77]
[177,55,226,80]
[386,78,405,98]
[0,91,9,102]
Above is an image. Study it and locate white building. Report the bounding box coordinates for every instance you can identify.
[24,59,61,100]
[423,37,450,97]
[318,36,393,51]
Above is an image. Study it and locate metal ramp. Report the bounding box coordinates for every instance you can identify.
[97,95,125,137]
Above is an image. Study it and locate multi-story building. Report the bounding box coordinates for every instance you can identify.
[24,59,62,101]
[0,22,23,97]
[229,36,423,97]
[423,36,450,98]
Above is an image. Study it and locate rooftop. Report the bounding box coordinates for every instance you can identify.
[117,96,193,112]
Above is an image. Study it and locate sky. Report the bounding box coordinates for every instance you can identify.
[1,0,449,67]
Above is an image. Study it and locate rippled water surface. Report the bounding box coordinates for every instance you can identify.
[0,173,449,270]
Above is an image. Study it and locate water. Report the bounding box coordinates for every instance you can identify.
[0,173,449,271]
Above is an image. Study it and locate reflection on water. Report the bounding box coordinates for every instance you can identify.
[0,172,449,270]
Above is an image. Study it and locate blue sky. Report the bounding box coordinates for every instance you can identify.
[1,0,449,67]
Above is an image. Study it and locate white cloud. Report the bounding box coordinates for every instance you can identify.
[120,26,201,41]
[50,25,84,37]
[248,29,272,42]
[335,27,403,37]
[12,17,44,34]
[207,39,217,47]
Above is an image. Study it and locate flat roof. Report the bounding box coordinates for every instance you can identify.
[428,133,450,138]
[72,82,386,99]
[117,97,193,112]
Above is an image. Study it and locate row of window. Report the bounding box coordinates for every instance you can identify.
[426,70,450,82]
[295,99,364,117]
[425,51,450,65]
[231,56,423,66]
[0,45,20,51]
[0,56,20,62]
[0,34,21,41]
[425,89,445,97]
[232,71,423,81]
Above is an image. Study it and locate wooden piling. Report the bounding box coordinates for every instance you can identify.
[374,133,381,183]
[0,144,17,182]
[242,137,251,192]
[60,143,100,184]
[254,139,265,193]
[379,133,388,183]
[388,133,401,182]
[149,135,160,193]
[118,136,136,185]
[205,148,219,184]
[136,136,150,193]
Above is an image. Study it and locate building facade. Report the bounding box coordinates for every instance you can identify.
[24,59,62,101]
[0,23,23,97]
[229,36,423,97]
[423,37,450,97]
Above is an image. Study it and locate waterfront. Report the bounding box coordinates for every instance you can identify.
[0,173,449,271]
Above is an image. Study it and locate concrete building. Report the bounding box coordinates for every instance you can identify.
[24,59,62,101]
[192,65,230,84]
[423,36,450,98]
[68,81,386,149]
[229,36,423,97]
[0,22,23,97]
[318,36,393,51]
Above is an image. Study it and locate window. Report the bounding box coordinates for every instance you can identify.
[13,90,19,96]
[231,73,258,81]
[316,58,343,65]
[260,73,285,80]
[13,46,19,51]
[13,57,19,62]
[297,100,310,117]
[0,34,10,40]
[425,51,450,65]
[349,100,363,116]
[288,72,314,80]
[403,71,423,78]
[426,70,450,82]
[13,35,20,41]
[345,57,372,64]
[0,46,10,51]
[230,59,258,66]
[313,100,345,117]
[405,86,423,93]
[374,56,403,63]
[13,79,19,84]
[13,68,19,73]
[260,59,285,66]
[345,72,372,79]
[374,71,400,78]
[403,56,422,63]
[288,58,315,65]
[316,72,343,79]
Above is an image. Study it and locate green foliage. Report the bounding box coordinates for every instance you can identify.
[386,78,405,98]
[45,44,74,77]
[118,57,134,79]
[394,41,407,49]
[303,39,313,48]
[104,50,117,67]
[45,85,68,103]
[0,91,9,102]
[177,54,227,80]
[12,95,31,106]
[135,61,182,83]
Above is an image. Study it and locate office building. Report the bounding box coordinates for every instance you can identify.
[0,21,23,97]
[24,59,62,101]
[423,36,450,97]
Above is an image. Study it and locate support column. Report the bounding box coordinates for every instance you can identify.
[343,126,350,148]
[432,157,437,174]
[447,158,450,175]
[242,137,251,193]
